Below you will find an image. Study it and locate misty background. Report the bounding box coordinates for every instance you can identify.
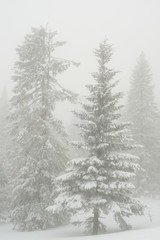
[0,0,160,238]
[0,0,160,125]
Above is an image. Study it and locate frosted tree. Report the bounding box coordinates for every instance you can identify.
[10,27,76,231]
[50,41,145,235]
[126,53,160,194]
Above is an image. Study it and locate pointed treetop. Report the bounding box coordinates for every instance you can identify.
[94,39,113,65]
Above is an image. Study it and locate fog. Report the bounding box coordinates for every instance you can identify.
[0,1,160,237]
[0,0,160,100]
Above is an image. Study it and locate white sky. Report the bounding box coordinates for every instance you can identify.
[0,0,160,123]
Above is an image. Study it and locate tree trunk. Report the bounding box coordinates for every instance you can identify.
[115,212,131,230]
[92,207,99,235]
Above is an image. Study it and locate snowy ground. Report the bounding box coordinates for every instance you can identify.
[0,198,160,240]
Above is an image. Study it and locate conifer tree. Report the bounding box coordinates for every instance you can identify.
[50,41,145,235]
[126,53,160,194]
[10,27,76,231]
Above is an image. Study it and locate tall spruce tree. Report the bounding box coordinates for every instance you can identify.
[50,41,145,235]
[126,53,160,194]
[10,27,76,231]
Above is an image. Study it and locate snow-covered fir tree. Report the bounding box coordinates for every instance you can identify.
[126,53,160,194]
[49,41,145,235]
[10,27,76,231]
